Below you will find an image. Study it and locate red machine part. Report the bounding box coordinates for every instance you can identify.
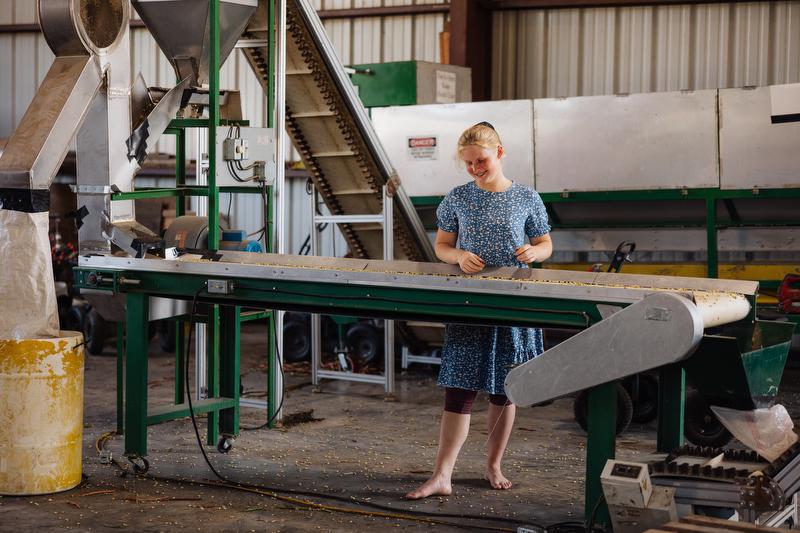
[778,274,800,314]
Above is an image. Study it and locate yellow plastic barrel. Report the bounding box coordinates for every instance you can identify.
[0,332,85,495]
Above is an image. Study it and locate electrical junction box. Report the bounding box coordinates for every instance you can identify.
[215,127,275,187]
[348,61,471,108]
[223,137,249,161]
[601,460,652,507]
[601,460,678,533]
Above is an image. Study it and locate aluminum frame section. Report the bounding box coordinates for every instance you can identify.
[309,185,396,396]
[720,86,800,190]
[534,90,719,193]
[78,253,758,305]
[401,346,442,369]
[505,292,704,407]
[370,100,535,197]
[651,477,741,508]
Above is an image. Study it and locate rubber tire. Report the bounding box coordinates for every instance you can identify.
[573,383,634,436]
[63,303,87,333]
[628,374,659,424]
[283,318,311,363]
[684,391,733,448]
[157,321,176,353]
[84,309,107,356]
[346,323,381,364]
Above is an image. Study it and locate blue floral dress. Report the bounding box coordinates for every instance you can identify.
[436,181,551,395]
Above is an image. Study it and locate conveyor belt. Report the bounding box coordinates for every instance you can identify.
[240,0,434,263]
[79,251,756,327]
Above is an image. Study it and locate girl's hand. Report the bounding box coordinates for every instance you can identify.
[457,250,485,274]
[514,244,538,264]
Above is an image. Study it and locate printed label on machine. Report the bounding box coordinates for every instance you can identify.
[407,136,439,160]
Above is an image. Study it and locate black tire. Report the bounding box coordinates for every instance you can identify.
[63,303,87,333]
[684,391,733,448]
[346,323,382,364]
[283,318,311,362]
[158,321,176,353]
[84,309,107,356]
[573,383,634,435]
[627,374,659,424]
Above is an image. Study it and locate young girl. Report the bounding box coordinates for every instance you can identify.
[406,121,552,500]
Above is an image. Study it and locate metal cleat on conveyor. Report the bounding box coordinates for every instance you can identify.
[647,443,800,525]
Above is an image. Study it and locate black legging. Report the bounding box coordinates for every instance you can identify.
[444,387,512,414]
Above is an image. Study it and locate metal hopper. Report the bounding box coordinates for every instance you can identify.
[130,0,258,86]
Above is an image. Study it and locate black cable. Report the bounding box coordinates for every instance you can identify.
[184,284,229,482]
[240,340,285,431]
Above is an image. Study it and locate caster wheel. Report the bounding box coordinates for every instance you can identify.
[217,437,234,454]
[684,391,733,448]
[128,455,150,474]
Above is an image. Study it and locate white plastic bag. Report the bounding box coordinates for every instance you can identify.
[711,404,798,462]
[0,209,60,339]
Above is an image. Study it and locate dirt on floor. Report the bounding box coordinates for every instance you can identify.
[2,323,800,533]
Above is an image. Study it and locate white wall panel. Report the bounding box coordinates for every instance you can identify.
[493,1,800,99]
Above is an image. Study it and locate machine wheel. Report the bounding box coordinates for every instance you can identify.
[283,316,311,362]
[63,303,88,333]
[84,309,107,356]
[128,455,150,474]
[157,321,176,353]
[346,323,381,364]
[684,391,733,448]
[627,374,659,424]
[573,383,634,435]
[217,437,234,454]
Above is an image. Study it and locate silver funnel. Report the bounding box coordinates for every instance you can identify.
[131,0,258,87]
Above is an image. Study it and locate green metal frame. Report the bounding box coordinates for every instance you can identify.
[412,186,800,279]
[107,0,279,444]
[77,263,725,526]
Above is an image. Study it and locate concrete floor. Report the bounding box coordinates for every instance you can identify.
[2,322,798,532]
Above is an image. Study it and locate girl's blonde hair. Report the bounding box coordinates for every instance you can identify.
[457,122,503,156]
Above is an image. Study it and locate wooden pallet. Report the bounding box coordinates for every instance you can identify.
[646,515,792,533]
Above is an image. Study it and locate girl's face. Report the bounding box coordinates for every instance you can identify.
[460,144,504,186]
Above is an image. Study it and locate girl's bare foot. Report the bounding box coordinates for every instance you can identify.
[405,475,452,500]
[485,467,512,490]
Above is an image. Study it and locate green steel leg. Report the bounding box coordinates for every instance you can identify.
[268,310,277,427]
[706,198,718,278]
[219,306,241,436]
[116,321,125,435]
[124,293,150,457]
[175,320,185,405]
[175,128,186,216]
[206,305,220,445]
[585,382,616,528]
[657,364,685,452]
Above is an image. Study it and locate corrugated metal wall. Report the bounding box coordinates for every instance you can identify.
[493,1,800,99]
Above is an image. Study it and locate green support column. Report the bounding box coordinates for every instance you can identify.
[706,197,718,278]
[219,306,241,436]
[584,382,616,528]
[116,321,125,434]
[205,0,222,447]
[175,128,186,216]
[124,293,150,457]
[656,364,685,452]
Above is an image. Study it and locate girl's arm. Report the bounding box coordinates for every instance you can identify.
[435,229,485,273]
[514,233,553,264]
